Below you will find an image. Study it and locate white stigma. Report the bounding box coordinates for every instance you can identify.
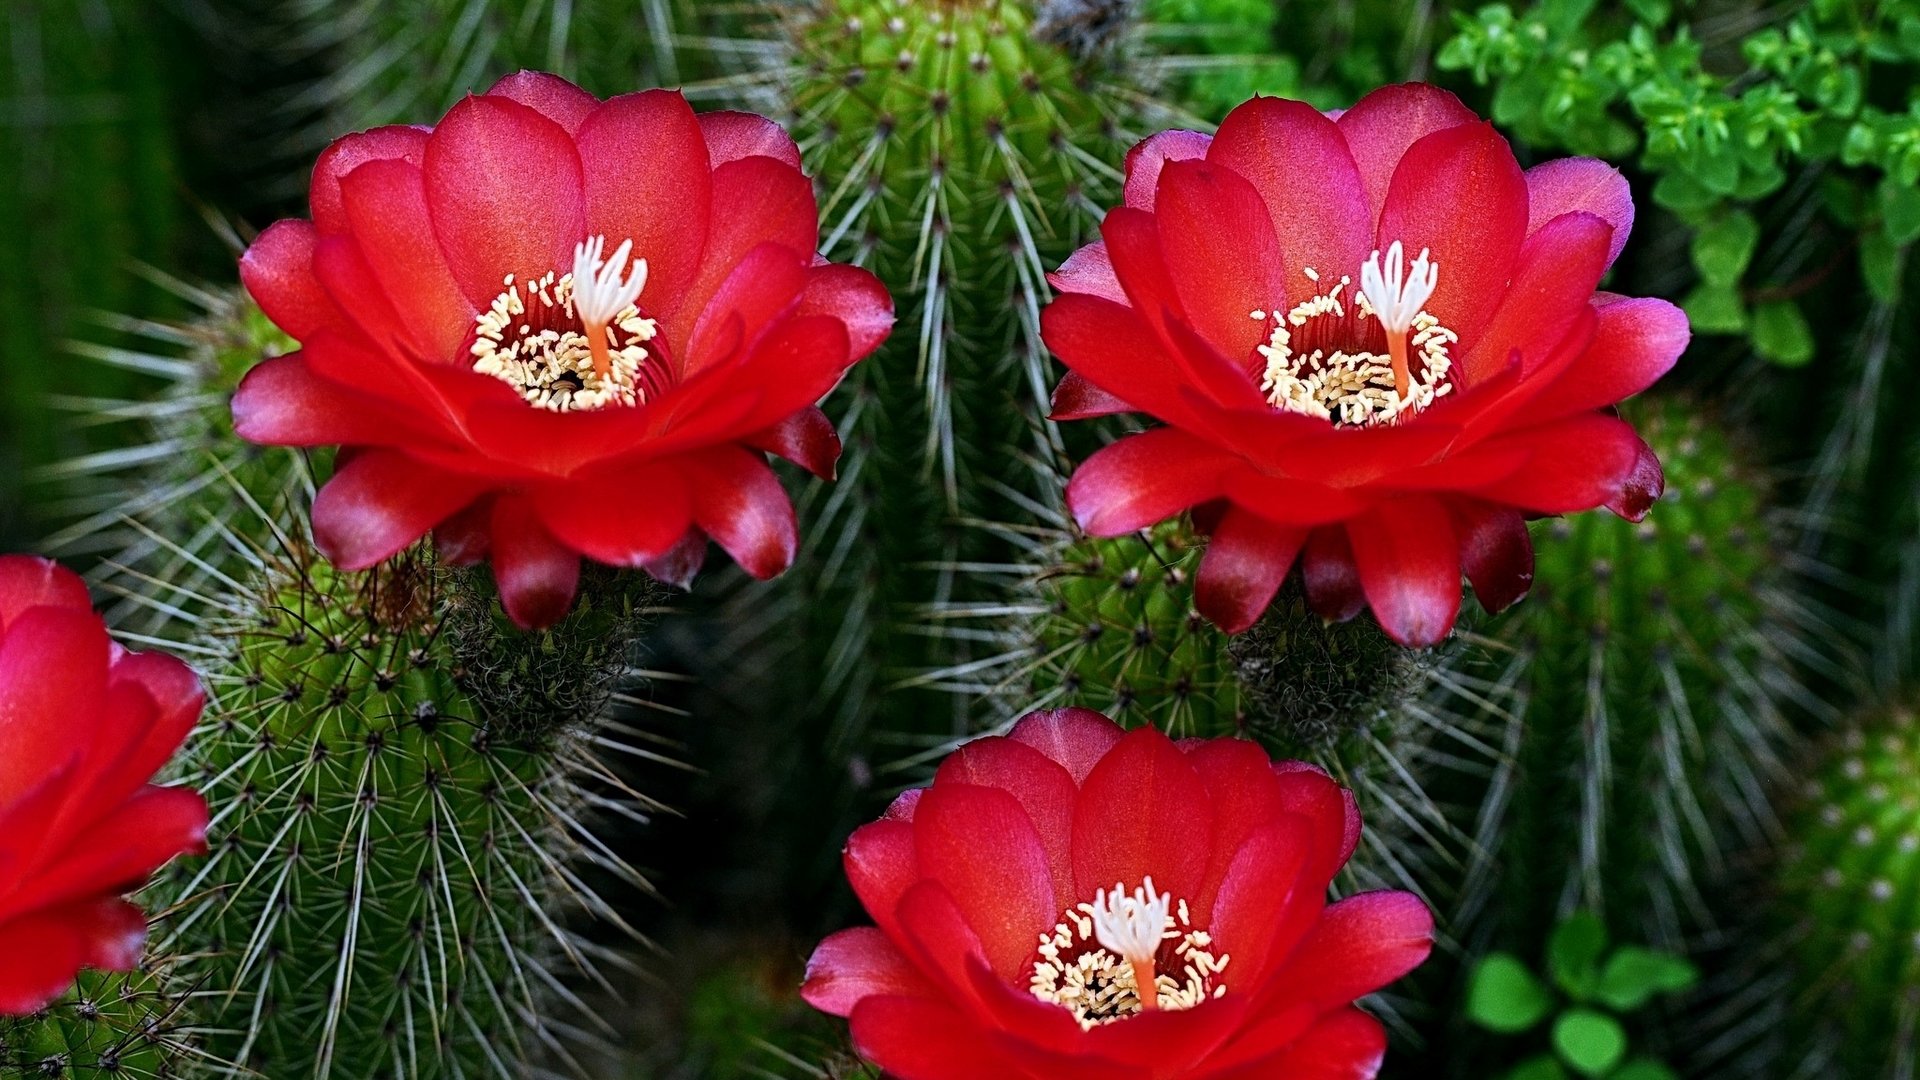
[1358,240,1438,337]
[570,235,649,329]
[1091,877,1172,966]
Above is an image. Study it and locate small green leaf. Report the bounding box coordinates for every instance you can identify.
[1508,1055,1572,1080]
[1752,300,1815,366]
[1553,1009,1629,1077]
[1882,176,1920,246]
[1651,173,1720,213]
[1595,947,1700,1011]
[1612,1059,1681,1080]
[1548,914,1609,1000]
[1681,283,1747,333]
[1468,953,1556,1034]
[1690,211,1760,286]
[1861,228,1904,304]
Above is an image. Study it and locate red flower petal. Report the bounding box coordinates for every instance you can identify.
[338,158,477,363]
[1049,371,1134,421]
[1376,120,1528,351]
[578,89,713,321]
[12,786,207,914]
[845,819,918,944]
[1207,817,1318,990]
[666,155,819,351]
[684,243,812,380]
[1182,738,1287,924]
[1066,427,1235,537]
[697,110,803,168]
[1470,413,1661,516]
[1461,211,1615,387]
[1006,707,1124,786]
[485,70,599,134]
[1451,501,1534,615]
[310,125,429,235]
[239,220,341,340]
[0,554,92,633]
[1336,82,1477,227]
[1071,726,1212,903]
[1202,1007,1387,1080]
[530,463,692,567]
[1301,527,1365,623]
[682,446,799,580]
[1123,128,1212,211]
[0,899,147,1016]
[1530,297,1689,420]
[311,450,488,571]
[935,736,1079,908]
[1048,240,1126,304]
[433,498,493,565]
[641,528,708,590]
[0,607,109,799]
[1154,159,1290,364]
[1208,97,1371,299]
[231,353,424,448]
[796,263,895,363]
[424,94,585,307]
[1083,995,1251,1075]
[1526,157,1634,269]
[1346,498,1463,647]
[1266,891,1434,1009]
[1195,506,1307,634]
[912,784,1058,981]
[747,406,841,479]
[488,495,582,629]
[1607,434,1665,522]
[847,996,1022,1080]
[801,928,930,1018]
[1272,762,1363,881]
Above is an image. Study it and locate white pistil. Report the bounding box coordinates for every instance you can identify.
[1092,878,1173,1011]
[1029,879,1229,1029]
[1258,262,1456,428]
[571,235,650,382]
[1358,241,1439,399]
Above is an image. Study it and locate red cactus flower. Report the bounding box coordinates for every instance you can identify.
[234,71,893,627]
[0,556,208,1015]
[802,707,1433,1079]
[1044,84,1686,646]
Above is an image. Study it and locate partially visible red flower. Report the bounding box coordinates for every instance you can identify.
[0,556,207,1015]
[234,71,893,627]
[1044,84,1687,647]
[802,707,1433,1079]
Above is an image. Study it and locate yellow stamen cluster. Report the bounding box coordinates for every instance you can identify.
[1255,266,1456,428]
[1028,882,1229,1030]
[470,269,658,413]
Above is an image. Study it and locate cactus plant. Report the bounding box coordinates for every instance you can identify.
[0,968,193,1079]
[149,547,661,1078]
[40,280,305,640]
[1756,696,1920,1078]
[1443,396,1831,960]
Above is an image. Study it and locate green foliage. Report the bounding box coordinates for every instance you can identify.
[1438,0,1920,366]
[1767,696,1920,1076]
[0,968,191,1079]
[151,550,654,1078]
[1467,913,1697,1080]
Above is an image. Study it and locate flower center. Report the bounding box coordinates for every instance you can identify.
[1254,242,1456,428]
[1028,877,1229,1029]
[470,235,666,413]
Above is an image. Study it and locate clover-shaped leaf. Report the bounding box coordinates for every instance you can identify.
[1596,947,1700,1012]
[1548,914,1609,1000]
[1469,953,1556,1034]
[1553,1008,1629,1077]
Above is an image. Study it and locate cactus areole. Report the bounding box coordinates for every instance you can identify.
[0,556,208,1015]
[1044,84,1689,647]
[232,71,894,628]
[801,707,1434,1078]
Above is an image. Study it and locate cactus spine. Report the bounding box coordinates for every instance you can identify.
[0,968,193,1079]
[150,550,659,1078]
[1444,397,1824,958]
